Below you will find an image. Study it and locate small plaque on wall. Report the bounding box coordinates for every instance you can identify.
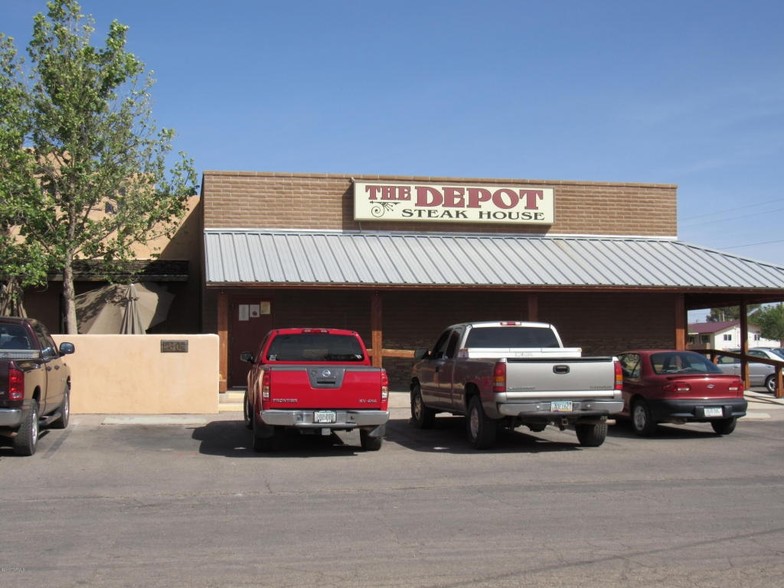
[161,340,189,353]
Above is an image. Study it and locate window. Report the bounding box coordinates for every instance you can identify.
[701,335,710,343]
[723,334,732,341]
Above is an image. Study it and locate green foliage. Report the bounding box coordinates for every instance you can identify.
[749,304,784,343]
[0,0,197,330]
[707,305,760,322]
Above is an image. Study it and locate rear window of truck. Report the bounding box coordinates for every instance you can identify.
[465,327,560,348]
[266,333,365,362]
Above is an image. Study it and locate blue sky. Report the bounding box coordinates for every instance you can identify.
[2,0,784,272]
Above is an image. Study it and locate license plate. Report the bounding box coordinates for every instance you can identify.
[551,401,573,413]
[314,410,337,423]
[704,407,723,418]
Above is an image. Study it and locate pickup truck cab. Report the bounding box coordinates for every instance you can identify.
[241,328,389,452]
[0,317,75,456]
[411,321,623,449]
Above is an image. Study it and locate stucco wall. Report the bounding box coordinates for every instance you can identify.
[52,334,220,414]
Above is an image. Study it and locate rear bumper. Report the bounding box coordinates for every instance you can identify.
[260,409,390,429]
[648,398,748,422]
[0,408,23,428]
[496,399,624,420]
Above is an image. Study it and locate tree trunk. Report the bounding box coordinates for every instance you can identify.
[62,254,79,334]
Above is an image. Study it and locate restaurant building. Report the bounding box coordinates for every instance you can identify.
[200,171,784,391]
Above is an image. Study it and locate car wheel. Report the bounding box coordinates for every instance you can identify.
[243,392,252,429]
[50,388,70,430]
[711,417,737,435]
[631,399,657,437]
[360,428,383,451]
[410,384,436,429]
[764,375,776,394]
[466,395,497,450]
[575,422,607,447]
[14,399,40,456]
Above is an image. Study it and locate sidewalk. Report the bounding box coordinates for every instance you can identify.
[76,389,784,426]
[744,390,784,421]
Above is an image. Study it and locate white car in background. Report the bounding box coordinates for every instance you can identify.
[716,348,784,393]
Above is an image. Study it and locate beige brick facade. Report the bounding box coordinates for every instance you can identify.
[202,171,677,237]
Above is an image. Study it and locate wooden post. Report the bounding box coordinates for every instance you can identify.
[217,290,228,393]
[371,291,383,368]
[527,293,538,322]
[740,300,749,389]
[674,294,686,350]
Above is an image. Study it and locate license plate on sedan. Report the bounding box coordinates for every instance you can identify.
[704,407,723,418]
[551,401,573,413]
[314,410,337,424]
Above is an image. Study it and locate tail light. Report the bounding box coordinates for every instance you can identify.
[8,365,24,401]
[261,370,270,401]
[663,382,691,393]
[614,359,623,391]
[380,370,389,400]
[493,361,506,393]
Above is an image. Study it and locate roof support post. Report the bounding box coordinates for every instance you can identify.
[371,291,383,368]
[740,300,750,388]
[217,290,228,392]
[674,294,686,350]
[527,293,539,322]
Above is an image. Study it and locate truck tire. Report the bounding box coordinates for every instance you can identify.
[243,392,252,429]
[466,395,497,450]
[575,422,607,447]
[14,399,40,456]
[711,417,737,435]
[50,388,70,429]
[252,416,278,452]
[631,399,657,437]
[411,384,436,429]
[360,428,383,451]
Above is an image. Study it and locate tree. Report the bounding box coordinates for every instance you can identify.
[707,305,760,322]
[749,304,784,344]
[0,36,50,316]
[0,0,196,332]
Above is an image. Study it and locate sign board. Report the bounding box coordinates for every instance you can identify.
[353,181,554,225]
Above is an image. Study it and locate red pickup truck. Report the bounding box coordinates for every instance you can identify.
[241,328,389,452]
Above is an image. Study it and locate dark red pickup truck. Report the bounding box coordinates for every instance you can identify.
[241,328,389,452]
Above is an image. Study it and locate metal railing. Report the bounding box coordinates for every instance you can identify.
[701,349,784,399]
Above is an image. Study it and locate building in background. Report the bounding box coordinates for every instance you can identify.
[688,321,780,350]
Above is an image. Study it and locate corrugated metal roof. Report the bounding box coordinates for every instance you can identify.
[204,229,784,291]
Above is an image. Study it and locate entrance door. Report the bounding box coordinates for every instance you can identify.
[228,297,273,388]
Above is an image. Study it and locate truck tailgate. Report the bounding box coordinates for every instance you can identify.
[504,356,618,398]
[266,365,386,409]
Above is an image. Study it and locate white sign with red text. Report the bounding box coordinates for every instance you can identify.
[353,181,554,225]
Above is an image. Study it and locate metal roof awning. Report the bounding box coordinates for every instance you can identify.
[203,229,784,305]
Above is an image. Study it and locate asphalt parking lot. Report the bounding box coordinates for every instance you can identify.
[1,391,782,587]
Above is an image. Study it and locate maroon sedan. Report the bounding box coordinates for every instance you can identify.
[617,350,748,436]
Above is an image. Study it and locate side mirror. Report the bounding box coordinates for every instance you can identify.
[414,348,430,360]
[240,351,255,364]
[58,342,75,356]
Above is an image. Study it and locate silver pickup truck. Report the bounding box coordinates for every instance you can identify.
[410,321,623,449]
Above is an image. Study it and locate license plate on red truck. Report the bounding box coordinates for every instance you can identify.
[314,411,337,423]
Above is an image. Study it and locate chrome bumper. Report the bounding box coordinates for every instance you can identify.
[260,409,390,429]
